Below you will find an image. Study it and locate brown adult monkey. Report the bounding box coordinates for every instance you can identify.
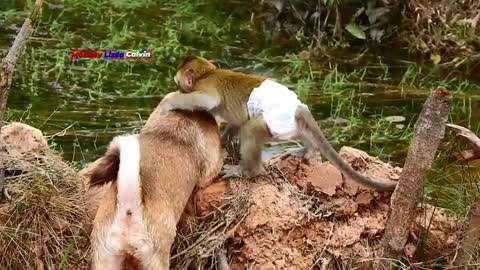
[87,92,223,270]
[162,55,397,191]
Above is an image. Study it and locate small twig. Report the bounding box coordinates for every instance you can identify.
[44,122,77,138]
[171,222,225,259]
[3,188,11,200]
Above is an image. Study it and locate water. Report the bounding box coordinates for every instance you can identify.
[0,0,479,170]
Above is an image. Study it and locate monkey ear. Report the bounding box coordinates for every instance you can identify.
[184,68,195,91]
[209,60,221,69]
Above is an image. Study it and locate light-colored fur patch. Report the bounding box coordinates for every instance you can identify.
[94,135,153,269]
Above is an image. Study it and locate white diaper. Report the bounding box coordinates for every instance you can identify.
[247,79,308,140]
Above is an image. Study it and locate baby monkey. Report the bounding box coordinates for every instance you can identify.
[161,55,397,191]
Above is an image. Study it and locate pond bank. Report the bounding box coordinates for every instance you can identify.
[0,121,465,269]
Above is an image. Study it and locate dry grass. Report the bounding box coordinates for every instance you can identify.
[171,179,252,270]
[0,151,89,270]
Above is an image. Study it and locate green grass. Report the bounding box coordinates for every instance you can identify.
[3,0,480,225]
[3,0,254,100]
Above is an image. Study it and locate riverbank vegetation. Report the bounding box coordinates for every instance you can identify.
[0,0,479,269]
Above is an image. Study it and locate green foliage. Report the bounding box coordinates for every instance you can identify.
[345,23,366,40]
[2,0,480,225]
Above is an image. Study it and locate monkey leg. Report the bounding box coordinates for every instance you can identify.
[222,124,241,163]
[222,115,270,179]
[220,124,239,146]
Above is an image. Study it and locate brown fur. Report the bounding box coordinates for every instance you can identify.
[88,92,223,270]
[89,145,120,186]
[164,55,398,190]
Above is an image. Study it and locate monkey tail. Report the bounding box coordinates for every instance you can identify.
[295,106,397,191]
[89,135,141,189]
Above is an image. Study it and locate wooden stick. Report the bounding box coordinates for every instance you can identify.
[0,0,43,201]
[381,87,451,259]
[447,123,480,161]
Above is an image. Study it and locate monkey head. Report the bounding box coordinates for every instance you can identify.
[174,55,220,93]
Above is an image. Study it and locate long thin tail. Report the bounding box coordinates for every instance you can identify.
[295,106,397,191]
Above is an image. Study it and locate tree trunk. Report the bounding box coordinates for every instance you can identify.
[381,87,451,260]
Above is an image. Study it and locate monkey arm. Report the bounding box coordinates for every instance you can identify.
[160,92,221,112]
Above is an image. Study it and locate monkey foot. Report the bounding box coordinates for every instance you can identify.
[221,165,266,179]
[221,165,244,179]
[279,147,315,161]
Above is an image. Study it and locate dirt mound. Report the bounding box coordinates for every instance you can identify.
[173,147,461,269]
[0,123,89,270]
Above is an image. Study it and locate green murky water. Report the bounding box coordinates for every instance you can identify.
[0,0,479,173]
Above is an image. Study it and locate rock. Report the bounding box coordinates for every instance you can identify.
[307,162,343,196]
[1,122,49,156]
[355,192,374,205]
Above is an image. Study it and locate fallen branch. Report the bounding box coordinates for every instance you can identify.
[381,87,451,259]
[0,0,43,201]
[447,123,480,161]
